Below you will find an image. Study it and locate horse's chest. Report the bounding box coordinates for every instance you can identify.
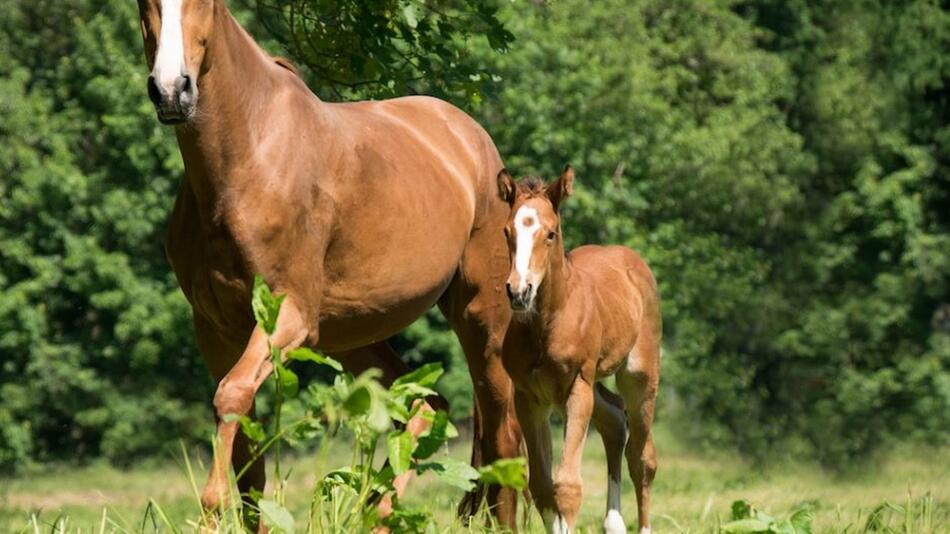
[166,204,253,334]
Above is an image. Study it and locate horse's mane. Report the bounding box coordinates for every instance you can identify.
[273,56,300,77]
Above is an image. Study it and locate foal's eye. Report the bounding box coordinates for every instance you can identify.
[547,231,557,241]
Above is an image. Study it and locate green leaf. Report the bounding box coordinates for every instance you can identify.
[251,275,285,335]
[258,499,295,533]
[788,508,814,534]
[275,363,299,398]
[233,415,265,444]
[413,410,456,460]
[417,458,480,492]
[401,4,419,29]
[720,518,772,533]
[366,394,392,434]
[382,506,431,534]
[286,347,343,371]
[479,457,528,490]
[392,363,444,390]
[343,385,371,416]
[732,500,754,520]
[386,430,414,475]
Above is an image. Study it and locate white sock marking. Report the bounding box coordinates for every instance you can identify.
[603,509,626,534]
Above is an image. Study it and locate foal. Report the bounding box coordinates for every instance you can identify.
[498,166,661,534]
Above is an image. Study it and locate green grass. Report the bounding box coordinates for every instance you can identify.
[3,424,947,533]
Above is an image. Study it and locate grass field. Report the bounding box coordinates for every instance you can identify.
[2,423,947,533]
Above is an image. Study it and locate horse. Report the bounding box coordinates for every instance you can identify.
[496,167,661,534]
[134,0,522,528]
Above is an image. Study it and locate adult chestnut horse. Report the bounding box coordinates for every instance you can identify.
[135,0,521,526]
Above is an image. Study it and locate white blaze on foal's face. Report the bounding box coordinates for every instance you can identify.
[505,196,560,311]
[513,205,541,292]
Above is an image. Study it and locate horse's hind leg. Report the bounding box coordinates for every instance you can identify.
[615,345,659,534]
[333,341,446,524]
[439,218,522,528]
[592,383,628,534]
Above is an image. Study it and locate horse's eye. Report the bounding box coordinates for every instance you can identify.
[547,231,557,241]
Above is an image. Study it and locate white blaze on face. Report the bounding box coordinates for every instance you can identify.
[153,0,186,94]
[513,205,540,292]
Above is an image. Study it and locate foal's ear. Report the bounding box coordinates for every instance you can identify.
[547,164,575,211]
[497,169,516,205]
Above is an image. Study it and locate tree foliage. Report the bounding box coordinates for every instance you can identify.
[472,0,949,464]
[0,0,208,470]
[246,0,513,101]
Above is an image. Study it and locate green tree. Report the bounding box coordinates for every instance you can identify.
[470,0,949,463]
[247,0,513,102]
[0,0,209,471]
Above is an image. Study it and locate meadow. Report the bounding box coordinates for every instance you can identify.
[4,422,946,533]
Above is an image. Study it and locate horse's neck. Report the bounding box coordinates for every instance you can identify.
[174,3,307,217]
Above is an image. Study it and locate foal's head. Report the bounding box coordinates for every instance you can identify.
[498,165,575,312]
[137,0,216,124]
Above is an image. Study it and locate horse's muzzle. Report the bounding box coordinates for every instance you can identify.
[147,74,196,125]
[506,282,534,312]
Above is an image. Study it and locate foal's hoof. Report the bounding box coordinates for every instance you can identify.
[542,509,572,534]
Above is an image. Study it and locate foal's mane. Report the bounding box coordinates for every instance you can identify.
[515,176,549,198]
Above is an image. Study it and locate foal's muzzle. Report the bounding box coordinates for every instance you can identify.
[147,74,196,125]
[506,282,535,312]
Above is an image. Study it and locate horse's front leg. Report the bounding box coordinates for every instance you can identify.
[552,375,595,533]
[200,297,309,513]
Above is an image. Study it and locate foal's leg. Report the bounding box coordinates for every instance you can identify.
[616,358,659,534]
[200,299,309,513]
[592,383,628,534]
[514,391,556,526]
[552,377,595,532]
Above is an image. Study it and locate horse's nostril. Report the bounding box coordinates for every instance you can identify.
[147,75,162,106]
[180,74,192,93]
[505,283,515,300]
[526,283,533,293]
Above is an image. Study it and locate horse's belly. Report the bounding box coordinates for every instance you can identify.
[314,215,468,351]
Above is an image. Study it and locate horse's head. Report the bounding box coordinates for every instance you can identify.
[137,0,215,124]
[497,165,574,312]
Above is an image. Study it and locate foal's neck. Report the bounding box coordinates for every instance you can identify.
[535,242,573,330]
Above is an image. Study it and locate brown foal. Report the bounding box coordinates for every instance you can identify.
[497,167,661,534]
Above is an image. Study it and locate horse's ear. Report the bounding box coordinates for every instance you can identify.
[547,164,575,211]
[497,169,516,205]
